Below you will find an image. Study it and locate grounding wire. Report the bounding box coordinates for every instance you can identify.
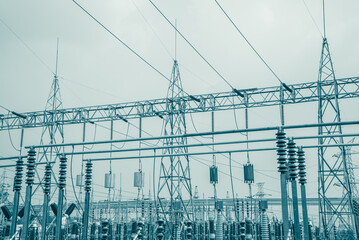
[214,0,286,87]
[131,0,174,60]
[147,0,238,92]
[301,0,324,38]
[70,146,85,213]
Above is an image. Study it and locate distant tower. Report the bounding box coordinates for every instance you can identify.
[317,36,358,238]
[157,60,193,237]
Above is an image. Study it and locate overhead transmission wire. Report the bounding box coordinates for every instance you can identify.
[147,0,238,93]
[213,0,292,92]
[0,17,55,75]
[72,0,193,99]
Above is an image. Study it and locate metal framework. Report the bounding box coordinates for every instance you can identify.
[157,60,193,238]
[1,77,359,130]
[317,38,358,238]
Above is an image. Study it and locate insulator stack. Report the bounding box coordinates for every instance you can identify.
[287,139,297,180]
[101,221,110,240]
[297,147,307,184]
[137,219,144,239]
[185,221,192,239]
[216,211,223,240]
[26,148,36,185]
[44,164,52,195]
[276,129,287,173]
[239,221,245,240]
[261,213,269,240]
[156,218,165,240]
[58,155,67,189]
[14,157,24,191]
[85,160,93,192]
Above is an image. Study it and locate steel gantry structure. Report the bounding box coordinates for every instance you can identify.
[1,76,359,130]
[1,73,359,238]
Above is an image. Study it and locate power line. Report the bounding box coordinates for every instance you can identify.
[72,0,195,98]
[72,0,169,81]
[213,0,292,92]
[0,17,55,75]
[147,0,238,92]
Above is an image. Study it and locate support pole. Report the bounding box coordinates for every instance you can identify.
[21,147,36,239]
[276,129,289,238]
[55,154,67,240]
[287,139,301,240]
[297,147,309,240]
[41,164,52,240]
[83,160,93,240]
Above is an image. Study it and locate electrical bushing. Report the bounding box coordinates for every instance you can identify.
[287,139,297,180]
[297,147,307,185]
[276,129,287,173]
[58,155,67,189]
[26,148,36,186]
[13,157,24,191]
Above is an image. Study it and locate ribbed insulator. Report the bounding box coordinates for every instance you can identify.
[13,157,24,191]
[261,213,269,240]
[276,129,288,173]
[184,221,192,239]
[58,155,67,189]
[239,221,245,239]
[216,211,224,240]
[297,147,307,184]
[44,164,52,194]
[26,148,36,185]
[287,139,297,180]
[85,160,93,192]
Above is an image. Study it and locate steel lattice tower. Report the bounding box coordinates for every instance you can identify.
[317,37,358,238]
[157,60,193,238]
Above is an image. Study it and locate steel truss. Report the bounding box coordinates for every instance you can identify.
[1,77,359,130]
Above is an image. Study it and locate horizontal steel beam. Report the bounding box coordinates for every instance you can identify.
[87,143,359,162]
[1,77,359,130]
[26,120,359,149]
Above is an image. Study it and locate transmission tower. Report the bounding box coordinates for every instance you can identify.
[317,37,358,238]
[157,60,193,238]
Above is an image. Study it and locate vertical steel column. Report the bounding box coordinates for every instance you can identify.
[276,129,289,239]
[21,147,36,239]
[55,154,67,240]
[10,156,24,236]
[83,160,93,240]
[297,147,309,240]
[287,139,300,240]
[41,164,52,240]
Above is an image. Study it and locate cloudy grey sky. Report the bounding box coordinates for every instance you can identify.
[0,0,359,222]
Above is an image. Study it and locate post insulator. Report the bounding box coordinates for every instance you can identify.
[297,147,307,184]
[287,139,298,180]
[44,164,52,195]
[276,129,288,173]
[58,155,67,189]
[26,148,36,186]
[14,157,24,192]
[85,160,93,192]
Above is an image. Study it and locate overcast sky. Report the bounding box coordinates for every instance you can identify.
[0,0,359,222]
